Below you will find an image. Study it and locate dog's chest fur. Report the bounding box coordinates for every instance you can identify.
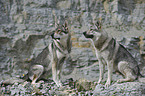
[56,49,65,59]
[91,34,115,61]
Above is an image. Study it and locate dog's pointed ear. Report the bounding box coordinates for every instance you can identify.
[55,16,60,28]
[94,21,102,31]
[90,22,94,27]
[55,23,59,28]
[64,20,68,27]
[63,20,69,31]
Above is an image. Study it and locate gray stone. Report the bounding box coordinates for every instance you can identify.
[0,0,145,95]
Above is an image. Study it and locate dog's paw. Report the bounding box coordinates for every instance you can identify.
[105,80,111,88]
[117,79,122,83]
[117,78,131,83]
[56,83,62,88]
[97,79,102,84]
[56,81,63,88]
[105,83,110,88]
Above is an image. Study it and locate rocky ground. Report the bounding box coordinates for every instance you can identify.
[0,78,93,96]
[1,77,145,96]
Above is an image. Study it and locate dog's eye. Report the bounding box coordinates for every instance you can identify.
[60,31,67,35]
[57,30,65,35]
[57,29,61,33]
[90,29,94,32]
[63,31,68,34]
[62,26,68,32]
[61,28,68,34]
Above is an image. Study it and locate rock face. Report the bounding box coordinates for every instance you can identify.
[0,0,145,95]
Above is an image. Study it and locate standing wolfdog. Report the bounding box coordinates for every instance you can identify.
[25,21,72,87]
[83,21,144,87]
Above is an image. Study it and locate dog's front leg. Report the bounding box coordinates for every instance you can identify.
[56,69,62,87]
[105,61,113,87]
[51,61,62,87]
[98,59,105,84]
[56,56,66,87]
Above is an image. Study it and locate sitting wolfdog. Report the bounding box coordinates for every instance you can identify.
[25,21,72,87]
[83,21,144,87]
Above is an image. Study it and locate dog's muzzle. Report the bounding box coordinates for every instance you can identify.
[83,31,94,38]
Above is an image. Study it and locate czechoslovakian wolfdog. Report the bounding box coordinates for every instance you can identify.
[26,21,72,87]
[83,21,144,87]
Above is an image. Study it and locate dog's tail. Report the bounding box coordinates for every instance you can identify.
[138,77,145,83]
[138,71,145,83]
[2,78,25,85]
[138,60,145,83]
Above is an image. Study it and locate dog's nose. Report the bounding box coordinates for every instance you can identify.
[83,31,86,35]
